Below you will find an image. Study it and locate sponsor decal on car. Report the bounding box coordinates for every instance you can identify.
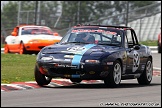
[71,44,96,69]
[89,71,95,74]
[72,29,117,35]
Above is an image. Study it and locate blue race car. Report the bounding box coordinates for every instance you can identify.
[34,24,153,87]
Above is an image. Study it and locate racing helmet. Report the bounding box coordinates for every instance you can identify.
[77,32,86,38]
[75,32,86,42]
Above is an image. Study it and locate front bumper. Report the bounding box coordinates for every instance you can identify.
[36,61,113,80]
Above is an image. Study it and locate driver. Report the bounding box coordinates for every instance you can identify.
[75,33,95,43]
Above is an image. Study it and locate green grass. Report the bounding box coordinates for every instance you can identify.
[1,44,4,48]
[139,40,157,46]
[1,53,37,84]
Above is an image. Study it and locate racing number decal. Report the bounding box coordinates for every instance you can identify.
[72,44,96,69]
[132,50,140,72]
[67,46,85,52]
[67,46,80,51]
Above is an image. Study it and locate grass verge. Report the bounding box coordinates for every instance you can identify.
[1,53,37,84]
[139,40,157,46]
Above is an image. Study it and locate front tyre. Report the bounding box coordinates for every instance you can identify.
[34,65,52,86]
[137,58,153,85]
[19,43,26,54]
[104,60,122,88]
[4,43,9,54]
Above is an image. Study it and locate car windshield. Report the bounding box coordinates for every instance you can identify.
[60,28,122,46]
[21,27,53,35]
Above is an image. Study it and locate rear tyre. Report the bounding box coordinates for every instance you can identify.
[104,60,122,88]
[34,65,52,86]
[70,78,82,83]
[4,43,9,54]
[137,58,153,85]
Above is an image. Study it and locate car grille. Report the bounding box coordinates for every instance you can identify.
[49,68,84,75]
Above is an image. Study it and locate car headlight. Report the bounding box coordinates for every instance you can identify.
[41,57,53,61]
[36,47,49,61]
[85,60,100,64]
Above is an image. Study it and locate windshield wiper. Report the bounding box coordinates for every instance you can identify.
[98,43,120,46]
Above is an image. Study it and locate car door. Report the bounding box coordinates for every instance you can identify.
[6,35,16,50]
[7,27,21,52]
[125,29,143,74]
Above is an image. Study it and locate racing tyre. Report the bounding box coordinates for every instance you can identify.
[4,43,10,54]
[104,60,122,88]
[34,65,52,86]
[70,78,82,83]
[137,58,153,85]
[158,43,161,53]
[19,43,26,54]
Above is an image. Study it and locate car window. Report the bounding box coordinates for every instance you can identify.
[68,33,77,42]
[124,34,129,48]
[60,28,122,46]
[125,30,134,48]
[21,27,53,35]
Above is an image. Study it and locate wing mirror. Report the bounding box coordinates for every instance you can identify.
[11,31,17,36]
[129,45,140,52]
[133,45,140,50]
[53,32,59,36]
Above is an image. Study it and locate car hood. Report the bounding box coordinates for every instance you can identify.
[20,34,62,40]
[41,43,121,55]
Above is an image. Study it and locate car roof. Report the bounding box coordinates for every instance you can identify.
[16,25,50,29]
[73,24,133,30]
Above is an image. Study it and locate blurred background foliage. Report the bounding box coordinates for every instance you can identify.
[1,1,160,37]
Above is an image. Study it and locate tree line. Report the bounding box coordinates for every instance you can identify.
[1,1,159,33]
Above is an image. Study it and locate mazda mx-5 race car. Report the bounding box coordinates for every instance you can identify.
[4,25,62,54]
[34,24,153,87]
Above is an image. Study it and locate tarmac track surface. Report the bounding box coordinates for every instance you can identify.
[1,70,161,92]
[1,76,161,107]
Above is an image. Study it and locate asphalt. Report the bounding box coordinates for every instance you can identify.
[1,71,161,92]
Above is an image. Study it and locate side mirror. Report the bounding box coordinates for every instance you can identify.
[133,45,140,50]
[11,32,17,36]
[53,32,59,36]
[129,45,140,52]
